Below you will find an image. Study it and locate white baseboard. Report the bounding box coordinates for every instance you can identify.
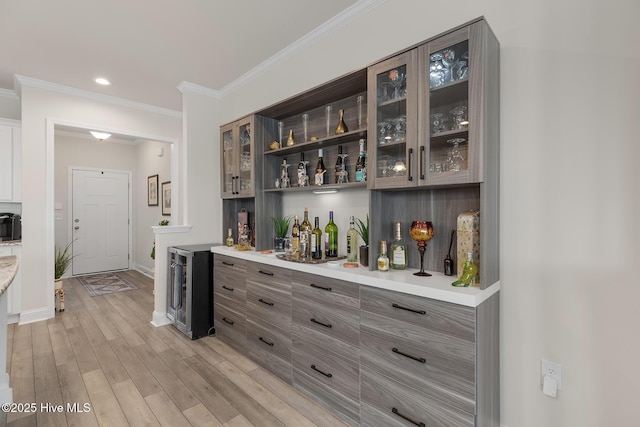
[151,311,171,327]
[19,307,52,325]
[134,263,154,279]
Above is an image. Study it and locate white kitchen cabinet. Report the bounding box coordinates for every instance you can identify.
[0,245,21,322]
[0,120,22,202]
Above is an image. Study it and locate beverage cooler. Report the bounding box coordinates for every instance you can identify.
[166,244,217,339]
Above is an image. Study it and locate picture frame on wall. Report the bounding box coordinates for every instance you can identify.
[148,175,159,206]
[161,181,171,216]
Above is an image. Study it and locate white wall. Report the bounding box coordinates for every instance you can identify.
[0,91,20,120]
[217,1,640,425]
[19,81,181,324]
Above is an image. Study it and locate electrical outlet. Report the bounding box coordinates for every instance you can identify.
[540,359,562,389]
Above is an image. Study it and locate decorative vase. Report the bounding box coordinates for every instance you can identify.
[287,129,295,146]
[359,245,369,267]
[335,109,348,134]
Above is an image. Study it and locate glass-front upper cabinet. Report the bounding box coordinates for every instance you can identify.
[220,115,254,198]
[367,50,418,189]
[420,23,489,185]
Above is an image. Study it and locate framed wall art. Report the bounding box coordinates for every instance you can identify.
[148,175,159,206]
[161,181,171,216]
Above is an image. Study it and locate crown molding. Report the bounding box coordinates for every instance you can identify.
[219,0,385,97]
[177,81,221,99]
[14,75,182,119]
[0,88,18,99]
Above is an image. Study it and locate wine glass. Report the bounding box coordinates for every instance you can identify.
[447,138,466,172]
[409,221,434,276]
[336,154,349,183]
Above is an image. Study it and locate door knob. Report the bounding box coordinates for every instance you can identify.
[74,226,80,230]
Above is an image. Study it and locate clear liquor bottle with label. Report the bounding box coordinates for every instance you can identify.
[390,222,408,270]
[346,216,358,262]
[355,139,367,182]
[226,228,234,247]
[311,216,323,259]
[291,215,300,254]
[301,207,312,233]
[325,211,338,257]
[378,240,390,271]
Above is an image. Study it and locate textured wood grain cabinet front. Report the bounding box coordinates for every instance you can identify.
[213,255,247,350]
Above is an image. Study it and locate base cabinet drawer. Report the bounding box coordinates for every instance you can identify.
[214,303,246,350]
[247,319,292,383]
[361,369,474,427]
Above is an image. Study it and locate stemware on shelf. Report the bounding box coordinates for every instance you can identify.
[450,105,468,130]
[357,95,365,129]
[325,105,332,138]
[447,137,466,172]
[409,221,435,277]
[302,114,309,142]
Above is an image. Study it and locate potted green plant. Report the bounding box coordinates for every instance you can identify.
[55,240,77,288]
[355,214,369,267]
[271,215,292,252]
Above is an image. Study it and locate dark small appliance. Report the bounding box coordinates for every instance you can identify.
[0,213,21,241]
[166,243,217,339]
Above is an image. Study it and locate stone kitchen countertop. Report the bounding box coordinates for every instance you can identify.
[0,256,18,297]
[211,246,499,308]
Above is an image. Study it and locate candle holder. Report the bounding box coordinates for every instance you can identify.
[409,221,434,276]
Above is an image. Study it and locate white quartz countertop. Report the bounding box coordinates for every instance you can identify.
[211,246,499,307]
[0,256,18,297]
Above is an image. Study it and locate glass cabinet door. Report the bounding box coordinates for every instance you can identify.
[368,50,418,189]
[236,117,254,197]
[220,124,236,197]
[422,27,475,185]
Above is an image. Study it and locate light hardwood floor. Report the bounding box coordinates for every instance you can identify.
[2,270,349,427]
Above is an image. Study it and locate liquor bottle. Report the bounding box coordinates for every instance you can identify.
[377,240,390,271]
[291,215,300,254]
[301,207,312,233]
[452,252,478,287]
[390,222,408,270]
[346,216,359,262]
[297,152,308,186]
[226,228,234,247]
[315,149,326,185]
[335,145,343,183]
[355,139,367,182]
[325,211,338,258]
[311,216,322,259]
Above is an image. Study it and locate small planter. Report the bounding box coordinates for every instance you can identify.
[274,237,286,252]
[359,245,369,267]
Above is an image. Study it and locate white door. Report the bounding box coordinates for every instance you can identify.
[72,169,130,275]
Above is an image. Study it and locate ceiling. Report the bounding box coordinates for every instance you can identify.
[0,0,363,112]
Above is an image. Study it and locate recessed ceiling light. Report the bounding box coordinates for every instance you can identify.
[95,77,111,86]
[90,131,111,141]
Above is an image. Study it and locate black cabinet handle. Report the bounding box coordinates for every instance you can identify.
[258,270,274,276]
[310,364,332,378]
[392,347,426,364]
[310,283,332,292]
[408,147,414,181]
[310,318,332,328]
[222,261,234,266]
[392,303,426,315]
[259,337,274,346]
[222,317,234,325]
[420,146,426,180]
[392,407,425,427]
[222,285,234,291]
[258,298,274,306]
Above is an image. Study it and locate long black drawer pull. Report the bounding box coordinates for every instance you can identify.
[392,407,425,427]
[310,318,332,328]
[310,364,332,378]
[222,261,234,266]
[310,283,332,292]
[259,337,274,346]
[392,303,426,315]
[258,298,274,306]
[392,347,426,364]
[222,285,234,291]
[258,270,274,276]
[222,317,234,325]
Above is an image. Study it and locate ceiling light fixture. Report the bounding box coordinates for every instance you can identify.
[312,187,339,195]
[90,131,111,142]
[95,77,111,86]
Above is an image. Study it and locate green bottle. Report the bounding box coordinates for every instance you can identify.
[325,211,338,258]
[311,216,322,259]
